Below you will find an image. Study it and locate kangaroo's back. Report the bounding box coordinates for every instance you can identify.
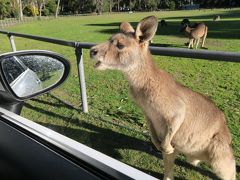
[191,23,207,38]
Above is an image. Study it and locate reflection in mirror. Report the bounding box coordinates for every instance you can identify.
[2,55,65,98]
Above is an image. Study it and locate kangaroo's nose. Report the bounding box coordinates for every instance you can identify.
[90,48,98,58]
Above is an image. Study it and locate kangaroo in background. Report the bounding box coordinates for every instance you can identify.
[213,15,221,21]
[160,19,167,27]
[181,22,208,49]
[181,18,190,26]
[90,16,236,180]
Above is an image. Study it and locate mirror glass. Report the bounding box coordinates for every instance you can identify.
[1,55,65,98]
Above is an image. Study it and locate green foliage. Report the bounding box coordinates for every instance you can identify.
[145,0,158,11]
[102,0,110,12]
[42,8,50,16]
[0,0,11,19]
[169,1,176,10]
[83,0,96,13]
[23,4,39,16]
[45,0,57,15]
[12,6,20,18]
[0,0,238,20]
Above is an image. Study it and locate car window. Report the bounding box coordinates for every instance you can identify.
[2,57,26,84]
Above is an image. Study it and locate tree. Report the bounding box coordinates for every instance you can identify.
[148,0,158,11]
[109,0,113,13]
[0,0,11,20]
[36,0,46,19]
[95,0,104,14]
[169,1,176,10]
[117,0,120,11]
[142,0,157,11]
[16,0,23,20]
[46,0,57,15]
[23,2,39,16]
[55,0,60,17]
[10,0,19,18]
[16,0,33,20]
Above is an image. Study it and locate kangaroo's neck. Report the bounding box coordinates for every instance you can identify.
[124,54,158,89]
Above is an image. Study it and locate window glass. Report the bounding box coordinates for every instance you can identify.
[2,57,26,84]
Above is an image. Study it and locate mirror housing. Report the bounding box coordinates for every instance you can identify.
[0,50,70,101]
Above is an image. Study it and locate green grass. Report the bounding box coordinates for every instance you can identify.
[1,8,239,179]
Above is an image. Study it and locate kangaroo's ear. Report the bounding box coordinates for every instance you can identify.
[135,16,158,43]
[120,22,135,33]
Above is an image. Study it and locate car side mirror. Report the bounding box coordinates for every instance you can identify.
[0,50,70,100]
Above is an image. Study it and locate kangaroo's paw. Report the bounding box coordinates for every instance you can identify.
[161,143,174,154]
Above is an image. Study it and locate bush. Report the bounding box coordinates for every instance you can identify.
[43,9,50,16]
[169,1,176,10]
[0,0,11,19]
[45,0,57,15]
[23,5,39,16]
[12,7,20,18]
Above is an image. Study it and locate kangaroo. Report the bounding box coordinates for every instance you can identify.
[182,22,208,49]
[181,18,190,26]
[90,16,236,180]
[213,15,221,21]
[160,19,167,27]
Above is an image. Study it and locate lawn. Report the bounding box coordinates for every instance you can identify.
[0,8,239,179]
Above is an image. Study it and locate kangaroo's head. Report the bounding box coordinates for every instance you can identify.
[90,16,158,71]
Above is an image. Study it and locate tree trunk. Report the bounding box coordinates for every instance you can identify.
[109,0,112,13]
[55,0,60,18]
[130,0,132,11]
[117,0,120,11]
[39,3,43,19]
[17,0,23,20]
[96,0,103,14]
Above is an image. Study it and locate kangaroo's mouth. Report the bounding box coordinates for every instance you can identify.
[94,61,101,68]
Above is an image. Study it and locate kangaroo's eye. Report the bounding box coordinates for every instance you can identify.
[117,43,125,49]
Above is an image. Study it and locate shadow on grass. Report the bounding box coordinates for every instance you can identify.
[31,93,80,112]
[237,165,240,173]
[162,9,240,21]
[150,43,185,48]
[86,10,240,40]
[106,109,144,127]
[23,99,228,179]
[89,20,240,40]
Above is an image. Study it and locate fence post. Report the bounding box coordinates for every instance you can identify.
[8,34,17,52]
[75,45,88,113]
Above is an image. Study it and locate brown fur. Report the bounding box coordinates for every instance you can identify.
[90,16,236,180]
[182,22,208,49]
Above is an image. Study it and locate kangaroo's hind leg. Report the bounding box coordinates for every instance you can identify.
[195,38,200,49]
[188,38,194,49]
[201,26,208,48]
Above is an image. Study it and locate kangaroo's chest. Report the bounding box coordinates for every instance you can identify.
[129,86,166,114]
[130,87,154,112]
[130,87,167,139]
